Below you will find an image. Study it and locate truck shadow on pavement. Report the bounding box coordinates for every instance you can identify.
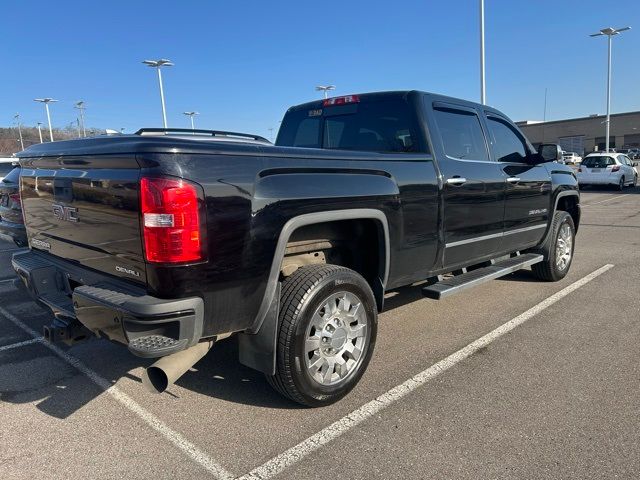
[0,335,304,418]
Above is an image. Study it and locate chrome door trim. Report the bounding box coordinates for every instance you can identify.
[445,223,546,248]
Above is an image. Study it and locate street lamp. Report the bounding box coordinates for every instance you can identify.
[315,85,335,99]
[75,101,87,137]
[14,113,24,150]
[34,98,58,141]
[37,122,43,143]
[479,0,486,104]
[143,59,174,128]
[183,111,199,130]
[590,26,631,152]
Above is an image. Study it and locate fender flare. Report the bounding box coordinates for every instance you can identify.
[539,190,580,247]
[238,208,390,375]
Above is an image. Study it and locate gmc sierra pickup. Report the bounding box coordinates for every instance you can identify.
[12,91,580,406]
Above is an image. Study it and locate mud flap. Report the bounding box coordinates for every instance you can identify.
[238,283,281,375]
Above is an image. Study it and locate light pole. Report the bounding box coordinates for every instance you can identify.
[34,98,57,141]
[14,113,24,150]
[37,122,43,143]
[183,111,199,130]
[590,26,631,152]
[143,59,174,128]
[75,101,87,137]
[479,0,486,104]
[315,85,335,99]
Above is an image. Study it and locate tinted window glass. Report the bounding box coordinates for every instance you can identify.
[582,156,615,168]
[487,117,527,163]
[433,108,488,161]
[277,99,424,154]
[291,118,321,148]
[0,163,14,178]
[1,166,20,183]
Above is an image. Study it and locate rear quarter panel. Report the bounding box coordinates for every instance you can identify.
[142,150,440,336]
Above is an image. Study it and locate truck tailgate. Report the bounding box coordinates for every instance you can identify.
[19,156,146,284]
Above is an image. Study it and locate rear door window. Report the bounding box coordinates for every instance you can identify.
[432,107,489,161]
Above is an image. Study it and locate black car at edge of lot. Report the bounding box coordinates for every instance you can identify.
[0,164,27,247]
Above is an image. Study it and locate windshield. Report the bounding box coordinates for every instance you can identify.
[276,99,424,154]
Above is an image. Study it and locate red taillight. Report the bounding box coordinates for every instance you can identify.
[323,95,360,107]
[611,165,620,172]
[140,177,205,263]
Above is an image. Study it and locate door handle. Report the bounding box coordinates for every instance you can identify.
[446,177,467,186]
[506,177,521,183]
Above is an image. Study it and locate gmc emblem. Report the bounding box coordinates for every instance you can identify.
[52,204,79,222]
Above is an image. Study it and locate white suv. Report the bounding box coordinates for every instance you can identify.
[562,152,582,165]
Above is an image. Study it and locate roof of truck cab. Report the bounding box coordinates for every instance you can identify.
[287,90,506,117]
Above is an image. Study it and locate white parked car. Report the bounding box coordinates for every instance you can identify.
[577,153,638,190]
[562,152,582,164]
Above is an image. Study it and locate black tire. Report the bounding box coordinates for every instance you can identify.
[617,176,625,191]
[266,264,378,407]
[633,174,638,187]
[531,211,575,282]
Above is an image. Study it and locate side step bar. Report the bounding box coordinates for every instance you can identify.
[422,253,543,300]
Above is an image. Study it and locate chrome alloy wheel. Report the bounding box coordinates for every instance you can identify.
[555,222,573,271]
[304,291,368,386]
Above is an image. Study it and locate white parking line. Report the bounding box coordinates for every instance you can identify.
[0,337,42,353]
[239,264,614,480]
[583,194,629,206]
[0,304,235,480]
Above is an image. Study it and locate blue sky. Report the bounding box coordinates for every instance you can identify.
[2,0,639,139]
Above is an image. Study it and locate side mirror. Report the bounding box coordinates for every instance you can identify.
[538,144,563,163]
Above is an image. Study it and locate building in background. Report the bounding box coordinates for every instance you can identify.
[517,111,640,155]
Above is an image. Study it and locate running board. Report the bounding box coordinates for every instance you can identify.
[422,253,543,300]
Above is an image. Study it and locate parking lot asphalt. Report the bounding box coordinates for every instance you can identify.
[1,187,639,480]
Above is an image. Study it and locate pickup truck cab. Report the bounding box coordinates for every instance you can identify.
[13,91,580,406]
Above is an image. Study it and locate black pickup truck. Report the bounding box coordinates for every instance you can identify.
[12,91,580,406]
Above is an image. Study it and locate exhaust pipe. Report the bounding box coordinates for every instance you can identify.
[142,341,214,394]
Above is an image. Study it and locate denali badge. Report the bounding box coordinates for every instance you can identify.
[32,238,51,250]
[528,208,548,216]
[52,204,79,222]
[115,265,141,277]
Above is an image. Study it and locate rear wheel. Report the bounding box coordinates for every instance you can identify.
[633,174,638,187]
[267,264,377,407]
[531,211,575,282]
[617,176,625,190]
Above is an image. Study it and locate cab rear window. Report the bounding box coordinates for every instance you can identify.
[276,99,425,154]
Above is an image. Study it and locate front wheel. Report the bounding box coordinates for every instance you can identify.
[267,264,378,407]
[531,211,575,282]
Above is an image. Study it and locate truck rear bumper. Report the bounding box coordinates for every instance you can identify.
[12,250,204,358]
